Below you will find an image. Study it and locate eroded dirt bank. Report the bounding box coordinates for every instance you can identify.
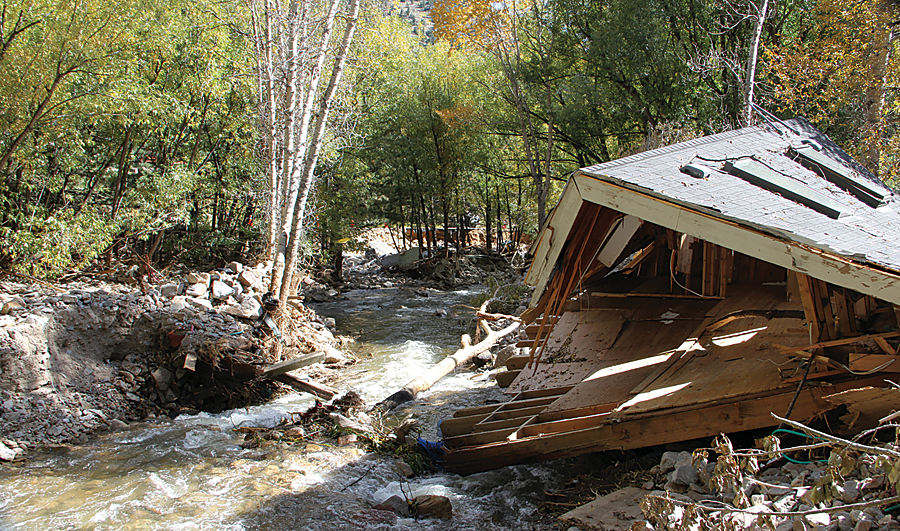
[0,260,352,461]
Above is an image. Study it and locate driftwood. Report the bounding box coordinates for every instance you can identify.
[373,309,521,413]
[274,373,338,400]
[263,351,334,399]
[261,351,326,378]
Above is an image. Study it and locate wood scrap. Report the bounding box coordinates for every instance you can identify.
[875,336,897,355]
[529,206,614,370]
[589,292,722,300]
[795,272,822,343]
[848,353,900,373]
[779,331,900,355]
[705,309,805,333]
[260,351,327,378]
[273,373,337,400]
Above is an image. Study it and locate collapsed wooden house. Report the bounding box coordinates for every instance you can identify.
[441,117,900,475]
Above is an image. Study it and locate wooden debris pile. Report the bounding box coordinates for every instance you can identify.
[233,390,434,473]
[441,198,900,474]
[237,390,368,449]
[157,300,345,413]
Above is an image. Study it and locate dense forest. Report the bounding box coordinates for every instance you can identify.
[0,0,897,286]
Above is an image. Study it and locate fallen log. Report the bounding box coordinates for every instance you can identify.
[373,317,520,413]
[261,351,326,378]
[274,373,338,400]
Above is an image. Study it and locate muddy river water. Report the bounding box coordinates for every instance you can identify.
[0,287,574,530]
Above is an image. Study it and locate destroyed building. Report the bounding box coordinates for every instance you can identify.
[441,117,900,475]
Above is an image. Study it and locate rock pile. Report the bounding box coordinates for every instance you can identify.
[338,242,527,292]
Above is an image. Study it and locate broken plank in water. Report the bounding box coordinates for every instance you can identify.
[274,373,337,400]
[261,351,326,378]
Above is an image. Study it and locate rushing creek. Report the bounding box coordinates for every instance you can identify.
[0,286,573,530]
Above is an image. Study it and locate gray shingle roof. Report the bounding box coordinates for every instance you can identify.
[579,117,900,272]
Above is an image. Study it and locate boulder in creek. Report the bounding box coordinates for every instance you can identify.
[414,495,452,519]
[374,495,411,517]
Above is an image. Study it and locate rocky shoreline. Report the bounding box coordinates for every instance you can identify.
[0,259,348,461]
[0,242,526,462]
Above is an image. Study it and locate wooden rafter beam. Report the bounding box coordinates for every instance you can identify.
[778,331,900,355]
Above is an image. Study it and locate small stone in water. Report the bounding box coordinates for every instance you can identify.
[374,495,411,517]
[395,461,414,478]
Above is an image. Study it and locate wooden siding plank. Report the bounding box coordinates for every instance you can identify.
[444,387,836,474]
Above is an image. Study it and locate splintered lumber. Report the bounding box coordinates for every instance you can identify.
[261,351,326,378]
[778,331,900,355]
[273,373,337,400]
[875,337,897,355]
[794,273,821,342]
[505,355,531,371]
[260,351,332,399]
[529,206,617,369]
[443,385,836,475]
[705,309,805,333]
[373,318,521,413]
[496,370,520,388]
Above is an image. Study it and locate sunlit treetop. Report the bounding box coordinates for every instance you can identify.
[432,0,525,51]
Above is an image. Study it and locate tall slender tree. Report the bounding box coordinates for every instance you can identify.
[248,0,361,303]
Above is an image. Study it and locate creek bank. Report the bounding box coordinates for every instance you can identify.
[0,237,530,462]
[0,259,351,461]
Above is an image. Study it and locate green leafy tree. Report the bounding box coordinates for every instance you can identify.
[765,0,899,181]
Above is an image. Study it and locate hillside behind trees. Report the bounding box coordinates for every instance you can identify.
[0,0,896,282]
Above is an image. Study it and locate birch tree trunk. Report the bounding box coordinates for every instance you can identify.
[277,0,360,303]
[250,0,281,258]
[742,0,768,126]
[248,0,361,303]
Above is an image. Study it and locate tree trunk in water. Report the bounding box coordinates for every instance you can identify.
[372,316,520,413]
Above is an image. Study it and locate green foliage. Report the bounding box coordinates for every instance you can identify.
[469,276,531,314]
[0,0,261,277]
[2,206,124,278]
[1,0,892,278]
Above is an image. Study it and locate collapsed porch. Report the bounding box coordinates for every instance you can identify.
[441,200,900,475]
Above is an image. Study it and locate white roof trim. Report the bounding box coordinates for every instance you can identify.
[526,172,900,307]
